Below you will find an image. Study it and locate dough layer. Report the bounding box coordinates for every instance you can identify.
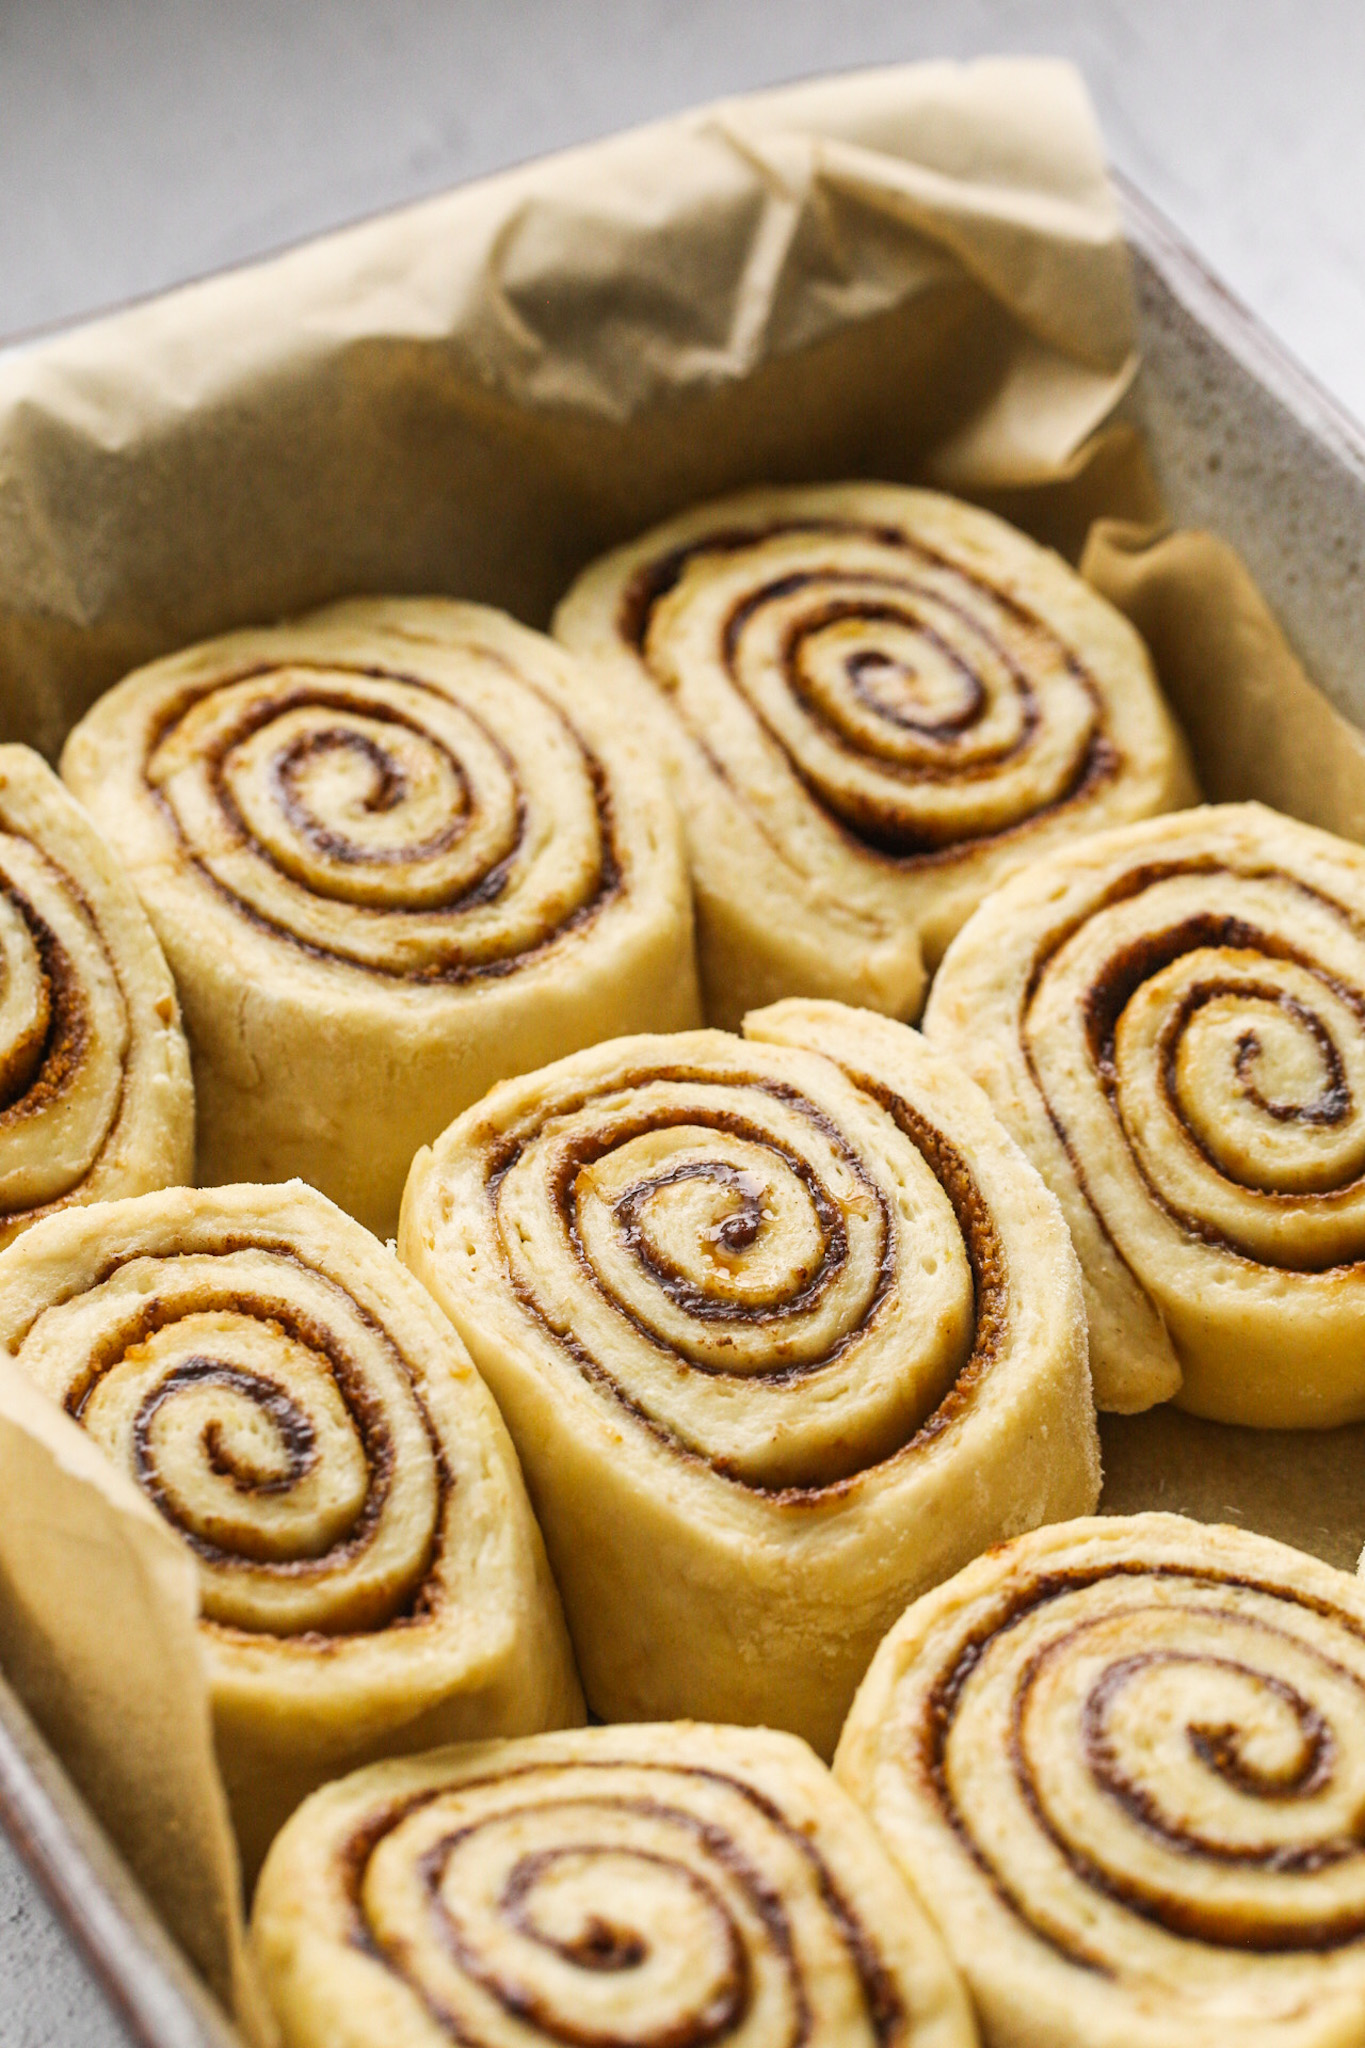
[555,483,1196,1026]
[926,801,1365,1421]
[400,998,1098,1756]
[61,598,699,1236]
[0,744,192,1246]
[0,1180,583,1878]
[836,1512,1365,2048]
[251,1721,977,2048]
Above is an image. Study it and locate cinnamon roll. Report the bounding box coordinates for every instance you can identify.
[836,1512,1365,2048]
[0,1180,584,1878]
[0,745,192,1246]
[554,483,1196,1027]
[251,1722,976,2048]
[399,998,1098,1756]
[60,598,699,1237]
[925,802,1365,1423]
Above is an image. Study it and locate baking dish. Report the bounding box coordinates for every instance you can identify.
[1,141,1364,2046]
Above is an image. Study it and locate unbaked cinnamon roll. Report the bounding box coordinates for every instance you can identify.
[554,483,1196,1027]
[0,1180,583,1879]
[926,802,1365,1422]
[60,598,699,1237]
[251,1722,977,2048]
[0,745,192,1246]
[399,998,1098,1756]
[836,1512,1365,2048]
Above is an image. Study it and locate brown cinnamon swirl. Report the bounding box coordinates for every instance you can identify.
[836,1512,1365,2048]
[553,483,1196,1027]
[399,998,1098,1756]
[925,802,1365,1422]
[0,1180,583,1879]
[0,745,192,1245]
[250,1722,977,2048]
[59,598,699,1237]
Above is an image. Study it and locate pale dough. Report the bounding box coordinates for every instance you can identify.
[0,1179,584,1880]
[837,1512,1365,2048]
[251,1720,978,2048]
[0,744,192,1244]
[926,801,1365,1422]
[61,598,700,1237]
[399,998,1098,1756]
[555,482,1196,1027]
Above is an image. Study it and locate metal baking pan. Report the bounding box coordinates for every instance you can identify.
[2,172,1365,2048]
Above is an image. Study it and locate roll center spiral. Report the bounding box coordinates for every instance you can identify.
[145,656,615,971]
[375,1798,758,2048]
[223,689,510,912]
[33,1253,446,1637]
[642,525,1111,859]
[598,1129,834,1319]
[1027,875,1365,1270]
[1085,1651,1338,1824]
[86,1311,372,1567]
[842,636,986,738]
[0,851,129,1214]
[936,1570,1365,1959]
[502,1848,659,1973]
[1231,999,1349,1126]
[349,1755,911,2048]
[490,1058,976,1490]
[151,1354,320,1499]
[270,719,470,870]
[0,890,52,1109]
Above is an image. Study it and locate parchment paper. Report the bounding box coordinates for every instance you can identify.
[0,54,1363,2035]
[0,1364,272,2041]
[1099,1407,1365,1573]
[1083,519,1365,841]
[0,56,1134,759]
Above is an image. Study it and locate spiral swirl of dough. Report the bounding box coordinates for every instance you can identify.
[0,746,192,1246]
[61,599,698,1233]
[44,1246,442,1640]
[836,1513,1365,2048]
[0,1180,582,1876]
[400,998,1097,1753]
[485,1036,968,1494]
[135,631,612,980]
[251,1724,976,2048]
[554,483,1195,1026]
[926,802,1365,1422]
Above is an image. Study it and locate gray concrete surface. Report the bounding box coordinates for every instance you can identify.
[0,1835,129,2048]
[2,1,1363,2039]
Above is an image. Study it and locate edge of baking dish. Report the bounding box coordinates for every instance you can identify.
[0,1662,240,2048]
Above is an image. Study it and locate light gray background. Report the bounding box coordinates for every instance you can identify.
[3,2,1363,2040]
